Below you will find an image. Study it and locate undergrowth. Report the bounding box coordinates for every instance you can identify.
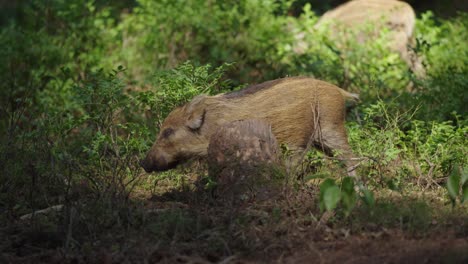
[0,1,467,262]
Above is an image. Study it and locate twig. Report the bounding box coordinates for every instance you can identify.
[19,205,64,220]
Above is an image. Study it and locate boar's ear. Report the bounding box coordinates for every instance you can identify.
[186,108,206,130]
[186,95,207,131]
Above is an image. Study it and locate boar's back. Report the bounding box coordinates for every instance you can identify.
[224,77,309,99]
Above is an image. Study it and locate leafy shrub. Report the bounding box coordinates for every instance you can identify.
[447,165,468,206]
[347,101,467,190]
[0,23,68,215]
[70,67,148,200]
[411,12,468,120]
[9,0,120,74]
[116,0,296,83]
[136,61,235,129]
[314,99,466,214]
[286,4,412,100]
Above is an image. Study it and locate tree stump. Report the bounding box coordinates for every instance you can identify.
[207,119,283,205]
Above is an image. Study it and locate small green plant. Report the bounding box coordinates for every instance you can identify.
[69,67,149,203]
[412,12,468,120]
[447,165,468,206]
[319,177,374,216]
[319,177,375,216]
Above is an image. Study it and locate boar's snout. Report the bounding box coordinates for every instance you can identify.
[139,158,155,173]
[140,150,178,173]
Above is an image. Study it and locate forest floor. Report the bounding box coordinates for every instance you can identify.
[2,179,467,264]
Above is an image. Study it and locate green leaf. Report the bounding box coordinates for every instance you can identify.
[386,179,398,191]
[361,188,375,207]
[320,179,336,193]
[342,177,357,215]
[319,179,337,212]
[323,186,341,211]
[447,168,460,200]
[342,177,355,193]
[342,191,357,215]
[461,166,468,185]
[462,182,468,204]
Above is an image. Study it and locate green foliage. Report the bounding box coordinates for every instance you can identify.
[351,199,433,233]
[412,12,468,120]
[137,61,235,129]
[9,0,120,75]
[319,179,340,212]
[417,12,468,74]
[360,187,375,208]
[405,118,467,179]
[0,23,69,213]
[341,177,358,213]
[347,101,467,191]
[319,177,363,216]
[116,0,296,83]
[286,5,411,99]
[307,98,466,215]
[0,1,467,260]
[70,67,148,200]
[447,165,468,206]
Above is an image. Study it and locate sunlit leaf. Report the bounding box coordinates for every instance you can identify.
[361,188,375,207]
[342,177,357,215]
[323,185,341,211]
[319,179,337,211]
[461,166,468,185]
[447,168,460,200]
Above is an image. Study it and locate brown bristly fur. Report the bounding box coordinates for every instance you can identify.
[141,77,358,174]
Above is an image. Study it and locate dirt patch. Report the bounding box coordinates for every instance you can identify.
[2,185,467,264]
[285,232,468,264]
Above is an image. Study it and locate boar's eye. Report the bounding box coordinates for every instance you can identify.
[161,128,174,139]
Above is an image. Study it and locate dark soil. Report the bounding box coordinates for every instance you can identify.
[2,189,468,264]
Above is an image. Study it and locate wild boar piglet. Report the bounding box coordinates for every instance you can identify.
[140,77,358,175]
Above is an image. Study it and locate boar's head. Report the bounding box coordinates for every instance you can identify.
[140,96,211,173]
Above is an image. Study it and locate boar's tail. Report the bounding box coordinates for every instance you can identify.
[338,89,360,103]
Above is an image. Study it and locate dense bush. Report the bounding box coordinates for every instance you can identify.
[114,0,296,83]
[412,12,468,120]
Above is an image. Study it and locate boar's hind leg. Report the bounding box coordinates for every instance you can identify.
[318,127,357,177]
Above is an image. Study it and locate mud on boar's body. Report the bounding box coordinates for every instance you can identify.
[141,77,359,174]
[208,120,282,204]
